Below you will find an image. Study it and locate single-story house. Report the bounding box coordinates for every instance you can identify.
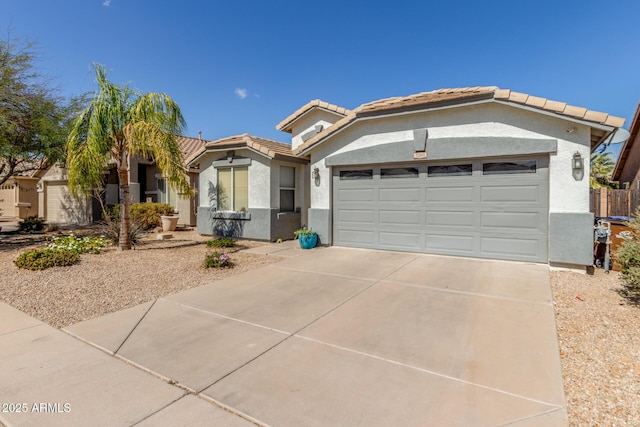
[38,135,206,225]
[193,86,625,270]
[0,170,42,219]
[612,101,640,188]
[187,134,308,241]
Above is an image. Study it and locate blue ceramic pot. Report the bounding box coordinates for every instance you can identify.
[299,233,318,249]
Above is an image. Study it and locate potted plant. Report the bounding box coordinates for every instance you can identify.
[160,209,180,232]
[294,227,318,249]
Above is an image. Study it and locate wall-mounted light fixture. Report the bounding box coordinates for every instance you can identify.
[312,167,320,187]
[572,151,583,171]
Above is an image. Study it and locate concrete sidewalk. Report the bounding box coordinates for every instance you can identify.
[1,246,568,426]
[0,303,256,426]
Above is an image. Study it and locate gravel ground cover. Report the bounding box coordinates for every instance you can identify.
[1,227,639,425]
[552,268,640,426]
[0,228,283,328]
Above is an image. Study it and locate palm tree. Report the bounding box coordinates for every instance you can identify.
[66,63,192,251]
[590,152,617,189]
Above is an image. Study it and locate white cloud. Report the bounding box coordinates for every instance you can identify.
[253,93,260,98]
[103,0,111,6]
[234,88,247,99]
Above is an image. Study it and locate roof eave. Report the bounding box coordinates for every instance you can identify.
[613,102,640,180]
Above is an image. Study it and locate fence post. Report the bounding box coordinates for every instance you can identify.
[600,187,608,217]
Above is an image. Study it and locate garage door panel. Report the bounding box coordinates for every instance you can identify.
[426,211,475,227]
[426,187,474,203]
[337,188,375,202]
[336,229,376,245]
[425,234,475,253]
[481,236,540,258]
[379,187,421,202]
[480,211,541,230]
[379,232,421,249]
[337,209,375,224]
[481,186,542,203]
[379,210,421,225]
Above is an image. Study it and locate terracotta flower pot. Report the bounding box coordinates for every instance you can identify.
[160,215,179,232]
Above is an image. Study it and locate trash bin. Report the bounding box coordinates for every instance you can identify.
[596,216,633,271]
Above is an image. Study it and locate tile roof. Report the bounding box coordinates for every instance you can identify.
[187,134,299,165]
[612,101,640,181]
[292,87,626,155]
[276,100,351,133]
[176,136,208,166]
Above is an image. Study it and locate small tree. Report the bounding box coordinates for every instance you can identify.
[615,209,640,303]
[66,64,192,251]
[0,33,79,185]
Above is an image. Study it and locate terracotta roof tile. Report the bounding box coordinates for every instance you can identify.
[188,134,298,165]
[292,87,626,156]
[176,136,207,163]
[276,99,351,132]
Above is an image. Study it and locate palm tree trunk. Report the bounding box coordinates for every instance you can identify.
[118,166,132,251]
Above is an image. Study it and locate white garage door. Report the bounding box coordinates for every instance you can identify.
[332,157,549,262]
[46,182,91,224]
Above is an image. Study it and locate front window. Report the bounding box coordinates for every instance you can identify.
[217,167,248,211]
[280,166,295,212]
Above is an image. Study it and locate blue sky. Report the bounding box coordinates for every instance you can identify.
[3,1,639,159]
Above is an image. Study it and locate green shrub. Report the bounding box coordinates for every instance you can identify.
[102,204,120,221]
[19,216,45,232]
[206,237,236,248]
[616,212,640,303]
[203,251,233,269]
[102,203,174,230]
[47,234,107,254]
[130,202,175,230]
[15,248,80,270]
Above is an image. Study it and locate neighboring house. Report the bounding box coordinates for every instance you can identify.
[187,134,308,241]
[0,169,42,219]
[612,101,640,189]
[194,86,625,270]
[39,135,206,225]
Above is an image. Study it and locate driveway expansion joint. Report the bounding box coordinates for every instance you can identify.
[114,298,158,355]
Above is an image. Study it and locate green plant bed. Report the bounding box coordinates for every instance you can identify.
[206,237,237,248]
[47,234,107,254]
[203,251,233,269]
[15,248,80,270]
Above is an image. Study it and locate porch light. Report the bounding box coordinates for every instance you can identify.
[312,167,320,187]
[572,151,583,171]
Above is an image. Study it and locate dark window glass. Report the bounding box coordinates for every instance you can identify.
[427,164,472,177]
[339,170,373,180]
[483,160,536,175]
[280,189,295,212]
[381,167,419,178]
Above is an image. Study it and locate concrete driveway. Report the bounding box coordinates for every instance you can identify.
[51,246,564,425]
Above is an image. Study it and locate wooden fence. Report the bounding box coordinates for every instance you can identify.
[590,188,640,218]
